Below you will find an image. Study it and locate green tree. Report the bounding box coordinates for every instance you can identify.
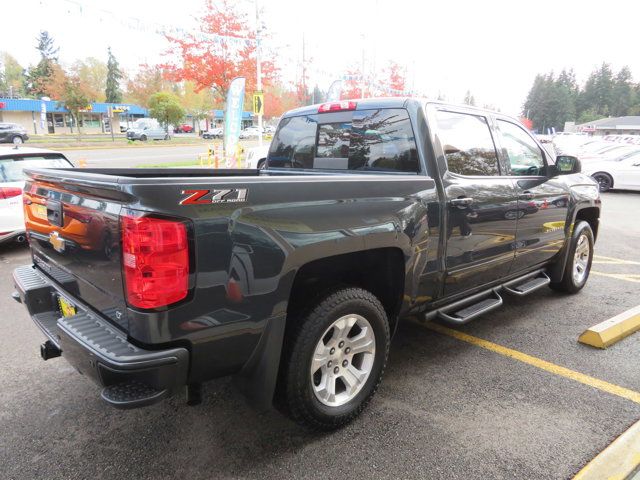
[579,63,615,117]
[148,92,184,132]
[611,66,635,117]
[71,57,107,102]
[105,47,123,103]
[26,31,59,97]
[60,74,91,140]
[0,52,26,97]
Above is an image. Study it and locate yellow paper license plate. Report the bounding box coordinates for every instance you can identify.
[58,296,76,318]
[34,204,47,219]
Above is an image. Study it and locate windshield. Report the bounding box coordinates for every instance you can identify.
[0,156,71,182]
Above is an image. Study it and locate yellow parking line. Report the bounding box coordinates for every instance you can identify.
[423,322,640,404]
[593,255,640,266]
[591,271,640,283]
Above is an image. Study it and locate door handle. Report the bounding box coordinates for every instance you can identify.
[450,197,474,207]
[519,191,535,200]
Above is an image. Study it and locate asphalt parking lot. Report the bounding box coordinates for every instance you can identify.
[0,191,638,480]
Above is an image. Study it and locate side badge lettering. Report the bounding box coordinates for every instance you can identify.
[180,188,248,205]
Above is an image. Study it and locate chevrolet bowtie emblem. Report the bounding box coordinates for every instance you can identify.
[49,231,65,253]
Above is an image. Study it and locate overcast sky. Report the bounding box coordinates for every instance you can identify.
[3,0,640,115]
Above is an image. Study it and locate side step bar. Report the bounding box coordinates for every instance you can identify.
[503,271,550,296]
[428,269,550,325]
[437,289,503,325]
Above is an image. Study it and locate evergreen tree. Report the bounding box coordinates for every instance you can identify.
[26,31,59,97]
[105,47,123,103]
[611,66,634,116]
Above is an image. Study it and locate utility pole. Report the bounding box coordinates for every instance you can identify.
[255,0,263,147]
[360,34,366,98]
[302,32,307,105]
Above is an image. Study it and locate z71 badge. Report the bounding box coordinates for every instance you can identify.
[180,188,248,205]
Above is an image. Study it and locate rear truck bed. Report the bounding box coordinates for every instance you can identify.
[14,166,432,410]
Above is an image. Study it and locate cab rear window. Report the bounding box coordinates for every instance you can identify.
[267,108,419,173]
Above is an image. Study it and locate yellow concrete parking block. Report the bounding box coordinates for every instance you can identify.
[572,418,640,480]
[579,305,640,349]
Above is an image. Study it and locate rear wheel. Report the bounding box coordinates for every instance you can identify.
[257,159,266,169]
[279,287,390,430]
[12,136,23,145]
[550,221,594,293]
[592,173,613,192]
[140,134,147,141]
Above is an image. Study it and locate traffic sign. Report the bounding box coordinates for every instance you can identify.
[253,92,264,115]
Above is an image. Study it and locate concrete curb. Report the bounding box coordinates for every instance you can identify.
[573,418,640,479]
[579,305,640,349]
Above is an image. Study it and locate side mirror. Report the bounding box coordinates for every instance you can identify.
[555,155,581,174]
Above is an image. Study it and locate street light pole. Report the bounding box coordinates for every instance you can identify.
[255,0,263,147]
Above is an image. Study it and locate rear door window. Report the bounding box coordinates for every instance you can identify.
[268,108,419,173]
[435,110,500,176]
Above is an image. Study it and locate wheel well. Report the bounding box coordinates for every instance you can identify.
[287,248,405,332]
[575,207,600,240]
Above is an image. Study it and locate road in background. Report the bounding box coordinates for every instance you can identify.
[0,192,638,479]
[63,145,209,168]
[59,140,261,168]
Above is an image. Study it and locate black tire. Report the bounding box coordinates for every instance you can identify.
[549,220,594,293]
[257,159,266,169]
[278,287,390,430]
[505,209,524,220]
[592,173,613,192]
[140,134,147,141]
[12,136,23,145]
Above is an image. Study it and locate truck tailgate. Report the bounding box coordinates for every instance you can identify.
[23,171,129,331]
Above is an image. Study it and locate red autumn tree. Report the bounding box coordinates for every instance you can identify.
[340,69,364,100]
[161,0,277,104]
[378,61,406,97]
[264,83,298,118]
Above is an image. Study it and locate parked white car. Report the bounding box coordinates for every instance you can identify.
[202,127,223,139]
[582,154,640,192]
[239,126,263,139]
[244,145,270,169]
[0,147,74,244]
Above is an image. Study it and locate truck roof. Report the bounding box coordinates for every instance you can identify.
[282,97,502,118]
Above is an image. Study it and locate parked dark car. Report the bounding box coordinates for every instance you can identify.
[0,123,29,144]
[13,98,600,431]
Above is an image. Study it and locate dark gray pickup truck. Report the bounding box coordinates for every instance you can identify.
[13,98,601,430]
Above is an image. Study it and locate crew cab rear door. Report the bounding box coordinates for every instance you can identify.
[429,106,518,296]
[493,118,569,271]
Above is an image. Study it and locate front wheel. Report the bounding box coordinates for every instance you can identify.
[140,134,147,141]
[550,221,594,293]
[279,287,390,430]
[12,136,23,145]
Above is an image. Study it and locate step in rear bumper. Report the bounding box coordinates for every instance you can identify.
[13,264,189,408]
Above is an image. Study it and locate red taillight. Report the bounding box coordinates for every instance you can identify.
[318,101,357,113]
[121,214,190,309]
[0,187,22,199]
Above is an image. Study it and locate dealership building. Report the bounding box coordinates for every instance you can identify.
[574,115,640,136]
[0,98,148,134]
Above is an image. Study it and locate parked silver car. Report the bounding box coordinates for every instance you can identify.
[126,123,170,141]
